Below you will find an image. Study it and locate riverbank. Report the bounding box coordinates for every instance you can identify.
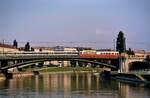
[0,67,98,80]
[0,72,34,80]
[23,67,98,72]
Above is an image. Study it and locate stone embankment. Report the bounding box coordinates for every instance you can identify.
[0,72,34,80]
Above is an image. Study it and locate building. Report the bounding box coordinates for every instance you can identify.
[52,46,77,51]
[53,46,64,51]
[0,43,19,52]
[33,47,54,52]
[134,49,146,57]
[64,47,78,52]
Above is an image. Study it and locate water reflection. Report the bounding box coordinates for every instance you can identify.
[0,73,150,98]
[118,81,150,98]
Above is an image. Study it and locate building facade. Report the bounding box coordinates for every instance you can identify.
[0,43,19,52]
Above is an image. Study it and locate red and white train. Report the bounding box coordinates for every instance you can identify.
[0,50,119,58]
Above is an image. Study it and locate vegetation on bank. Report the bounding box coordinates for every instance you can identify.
[22,66,97,72]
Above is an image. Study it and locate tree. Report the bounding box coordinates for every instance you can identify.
[39,48,42,52]
[24,42,30,51]
[13,39,18,48]
[31,47,35,51]
[126,48,135,55]
[116,31,126,53]
[146,55,150,64]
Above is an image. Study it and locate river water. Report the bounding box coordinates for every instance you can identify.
[0,72,150,98]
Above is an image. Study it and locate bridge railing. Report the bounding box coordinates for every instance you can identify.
[130,70,150,74]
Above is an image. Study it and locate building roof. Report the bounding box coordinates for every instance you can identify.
[33,46,53,49]
[96,49,112,51]
[134,49,145,54]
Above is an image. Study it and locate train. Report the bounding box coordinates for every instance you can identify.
[79,50,119,58]
[0,50,119,57]
[0,51,79,56]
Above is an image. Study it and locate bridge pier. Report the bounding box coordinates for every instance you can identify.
[1,69,13,79]
[118,57,129,73]
[37,62,44,67]
[76,61,79,67]
[118,54,146,73]
[82,62,85,67]
[33,71,40,75]
[4,73,13,79]
[0,60,8,67]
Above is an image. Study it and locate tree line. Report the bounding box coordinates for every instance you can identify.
[13,31,134,54]
[13,40,34,51]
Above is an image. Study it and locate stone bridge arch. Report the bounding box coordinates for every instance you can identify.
[128,61,149,71]
[120,55,147,72]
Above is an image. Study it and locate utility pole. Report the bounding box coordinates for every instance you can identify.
[2,39,4,56]
[113,39,115,51]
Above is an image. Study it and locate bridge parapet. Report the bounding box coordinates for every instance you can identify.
[120,53,147,60]
[119,53,148,73]
[128,55,146,59]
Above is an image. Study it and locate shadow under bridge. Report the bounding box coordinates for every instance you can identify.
[0,58,116,71]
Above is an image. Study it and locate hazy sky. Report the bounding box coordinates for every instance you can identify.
[0,0,150,50]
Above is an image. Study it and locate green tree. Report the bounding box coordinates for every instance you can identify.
[126,48,134,55]
[31,47,35,51]
[13,39,18,48]
[116,31,126,53]
[39,48,42,52]
[24,42,30,51]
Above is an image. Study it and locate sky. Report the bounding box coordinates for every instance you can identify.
[0,0,150,50]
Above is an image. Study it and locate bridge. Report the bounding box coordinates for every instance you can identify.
[0,52,149,79]
[119,54,149,73]
[0,54,118,70]
[0,53,149,71]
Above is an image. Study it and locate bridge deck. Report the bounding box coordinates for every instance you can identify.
[0,54,119,60]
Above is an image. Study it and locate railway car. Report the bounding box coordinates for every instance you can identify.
[96,51,119,55]
[81,49,96,54]
[80,50,119,58]
[1,51,79,56]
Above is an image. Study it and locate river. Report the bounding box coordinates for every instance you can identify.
[0,72,150,98]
